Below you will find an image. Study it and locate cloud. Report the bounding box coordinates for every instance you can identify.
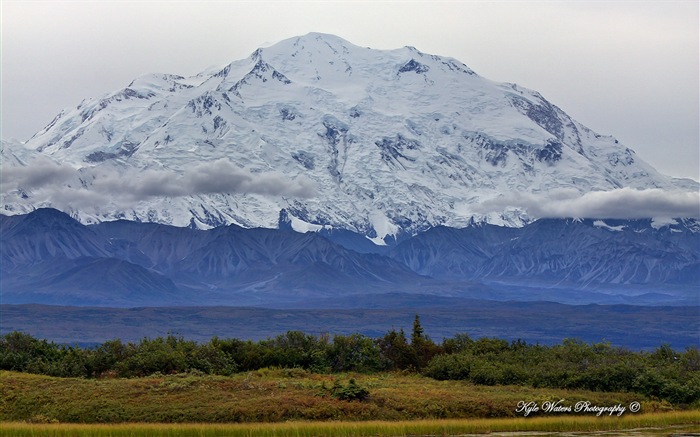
[2,158,316,210]
[185,159,316,198]
[0,156,75,189]
[89,159,316,201]
[479,188,700,219]
[36,186,112,213]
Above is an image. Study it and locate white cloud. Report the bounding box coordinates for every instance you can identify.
[2,158,316,210]
[479,188,700,219]
[0,156,75,189]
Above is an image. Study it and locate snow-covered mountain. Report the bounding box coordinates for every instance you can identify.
[2,33,696,240]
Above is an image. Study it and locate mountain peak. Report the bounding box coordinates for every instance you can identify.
[1,34,694,239]
[296,31,354,44]
[285,32,360,49]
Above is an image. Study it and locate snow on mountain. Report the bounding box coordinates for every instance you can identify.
[2,33,696,239]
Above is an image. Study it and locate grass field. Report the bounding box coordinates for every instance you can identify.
[1,368,693,425]
[1,412,700,436]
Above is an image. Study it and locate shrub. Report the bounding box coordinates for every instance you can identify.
[328,333,383,373]
[330,378,370,401]
[424,353,471,380]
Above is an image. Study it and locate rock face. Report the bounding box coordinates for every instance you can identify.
[2,33,694,241]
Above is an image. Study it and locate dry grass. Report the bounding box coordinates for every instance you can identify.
[0,369,692,426]
[1,412,700,436]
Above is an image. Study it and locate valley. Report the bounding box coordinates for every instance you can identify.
[2,300,697,350]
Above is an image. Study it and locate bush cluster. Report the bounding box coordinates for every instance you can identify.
[327,378,370,401]
[424,338,700,405]
[0,316,435,377]
[1,315,698,405]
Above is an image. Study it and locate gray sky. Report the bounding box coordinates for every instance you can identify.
[2,1,698,181]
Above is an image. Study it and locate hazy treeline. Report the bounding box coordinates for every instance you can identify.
[1,316,698,404]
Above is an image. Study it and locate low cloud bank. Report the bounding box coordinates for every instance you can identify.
[1,156,75,189]
[4,157,698,220]
[91,159,316,200]
[2,158,316,210]
[479,188,700,219]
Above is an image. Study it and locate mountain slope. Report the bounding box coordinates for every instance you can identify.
[2,257,184,306]
[479,218,700,286]
[0,208,112,270]
[388,218,700,289]
[0,208,429,306]
[2,33,695,240]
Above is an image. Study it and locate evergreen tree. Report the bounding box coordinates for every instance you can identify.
[409,314,440,370]
[377,328,414,370]
[411,314,425,347]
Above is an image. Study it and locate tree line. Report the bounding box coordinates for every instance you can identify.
[1,315,698,404]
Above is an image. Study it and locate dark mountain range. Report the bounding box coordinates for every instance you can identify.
[1,208,698,307]
[0,207,111,270]
[388,218,700,287]
[3,256,183,306]
[1,209,426,306]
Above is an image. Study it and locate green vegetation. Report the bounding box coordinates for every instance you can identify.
[1,315,698,426]
[2,316,698,406]
[426,337,700,405]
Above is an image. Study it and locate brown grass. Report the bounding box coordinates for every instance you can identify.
[0,368,688,424]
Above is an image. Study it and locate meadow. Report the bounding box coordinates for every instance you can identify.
[0,368,694,423]
[3,328,698,405]
[2,326,698,435]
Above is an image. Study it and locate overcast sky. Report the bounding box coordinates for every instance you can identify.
[2,1,698,181]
